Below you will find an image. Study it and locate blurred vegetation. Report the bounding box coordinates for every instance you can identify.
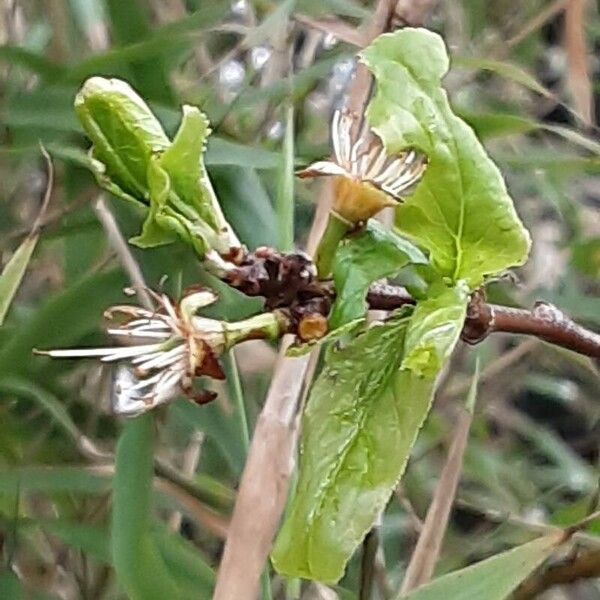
[1,0,600,598]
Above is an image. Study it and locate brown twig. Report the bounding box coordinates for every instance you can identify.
[400,404,475,594]
[462,300,600,359]
[512,547,600,599]
[365,285,600,359]
[564,0,594,126]
[92,194,153,310]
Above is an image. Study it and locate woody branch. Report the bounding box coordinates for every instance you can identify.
[226,250,600,359]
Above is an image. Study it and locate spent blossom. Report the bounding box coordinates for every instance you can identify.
[37,289,284,417]
[298,109,427,223]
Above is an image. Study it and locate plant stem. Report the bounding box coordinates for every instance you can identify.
[222,350,250,452]
[314,213,350,278]
[223,350,272,600]
[360,527,380,600]
[223,311,288,350]
[276,102,295,252]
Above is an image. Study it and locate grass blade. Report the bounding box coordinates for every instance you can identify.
[275,103,295,252]
[112,414,181,599]
[400,362,480,593]
[397,533,564,600]
[0,235,38,327]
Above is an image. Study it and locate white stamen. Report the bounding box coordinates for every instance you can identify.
[107,328,170,339]
[338,111,353,168]
[349,138,365,176]
[99,344,163,362]
[135,344,186,372]
[363,146,388,180]
[373,158,405,185]
[331,110,343,165]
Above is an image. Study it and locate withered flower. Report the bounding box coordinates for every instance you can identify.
[298,109,427,223]
[37,289,285,417]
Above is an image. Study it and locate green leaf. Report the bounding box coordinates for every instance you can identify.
[75,78,236,257]
[362,28,531,287]
[242,0,295,50]
[0,376,80,442]
[330,221,427,328]
[157,105,231,253]
[112,415,181,600]
[41,520,111,564]
[75,77,170,201]
[0,45,64,81]
[153,525,215,597]
[571,237,600,278]
[0,466,111,495]
[458,111,538,140]
[130,158,179,249]
[67,3,229,82]
[272,313,438,583]
[397,533,563,600]
[0,235,38,326]
[206,137,280,169]
[275,103,295,252]
[401,283,469,377]
[210,166,279,250]
[172,401,246,477]
[104,0,172,104]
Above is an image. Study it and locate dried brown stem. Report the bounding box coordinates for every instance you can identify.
[212,340,311,600]
[512,548,600,599]
[218,247,600,359]
[213,3,426,598]
[400,407,474,594]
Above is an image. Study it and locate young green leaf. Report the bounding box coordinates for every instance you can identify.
[397,533,564,600]
[75,78,238,257]
[401,283,469,377]
[159,106,223,233]
[273,278,470,582]
[112,415,181,600]
[362,28,531,287]
[75,76,170,202]
[130,158,179,249]
[272,313,437,583]
[330,221,427,328]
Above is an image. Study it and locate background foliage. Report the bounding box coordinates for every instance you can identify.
[1,0,600,598]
